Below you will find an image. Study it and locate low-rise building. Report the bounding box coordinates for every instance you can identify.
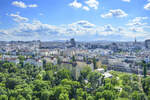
[24,59,43,67]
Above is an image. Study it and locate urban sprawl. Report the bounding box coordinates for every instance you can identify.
[0,38,150,80]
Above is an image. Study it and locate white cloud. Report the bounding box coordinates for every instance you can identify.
[122,0,130,2]
[132,17,148,22]
[118,27,124,32]
[85,0,99,10]
[104,24,115,32]
[0,20,96,40]
[125,17,149,40]
[39,13,44,16]
[12,1,38,8]
[28,4,38,8]
[10,13,29,22]
[101,9,128,18]
[12,1,27,8]
[69,0,98,11]
[83,6,90,11]
[18,20,60,34]
[144,3,150,10]
[1,19,149,41]
[64,20,96,36]
[0,30,9,35]
[69,0,82,8]
[129,27,144,32]
[2,20,64,40]
[72,20,95,28]
[127,17,148,26]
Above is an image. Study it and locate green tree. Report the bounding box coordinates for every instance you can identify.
[143,76,150,94]
[61,79,80,98]
[102,90,115,100]
[131,91,145,100]
[57,57,61,65]
[5,77,23,89]
[96,92,103,100]
[88,71,102,89]
[33,80,50,92]
[101,65,107,72]
[18,55,25,67]
[18,55,25,61]
[44,70,55,86]
[87,96,94,100]
[59,93,69,100]
[92,57,97,69]
[16,95,26,100]
[43,60,47,69]
[143,62,147,78]
[131,91,140,100]
[78,66,92,83]
[83,56,86,62]
[119,90,128,98]
[76,88,87,100]
[0,95,8,100]
[9,96,16,100]
[121,74,131,85]
[2,62,15,73]
[41,90,50,100]
[53,85,69,100]
[55,69,71,85]
[72,55,76,62]
[122,85,132,93]
[111,77,118,86]
[25,94,32,100]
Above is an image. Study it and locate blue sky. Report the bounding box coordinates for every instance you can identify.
[0,0,150,41]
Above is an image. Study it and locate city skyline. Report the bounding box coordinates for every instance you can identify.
[0,0,150,41]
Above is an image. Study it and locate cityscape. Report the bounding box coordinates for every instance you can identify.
[1,38,150,100]
[1,38,150,76]
[1,0,150,100]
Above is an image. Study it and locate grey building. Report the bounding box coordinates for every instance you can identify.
[145,39,150,49]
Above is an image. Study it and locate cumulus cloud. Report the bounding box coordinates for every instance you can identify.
[12,1,38,8]
[125,17,149,40]
[83,6,90,11]
[69,0,82,8]
[122,0,130,2]
[85,0,99,10]
[118,27,124,32]
[1,20,65,41]
[0,30,9,35]
[28,4,38,8]
[101,9,128,18]
[127,17,148,26]
[104,24,114,32]
[144,3,150,10]
[72,20,95,28]
[12,1,27,8]
[0,20,96,40]
[99,25,122,36]
[10,13,29,22]
[0,18,149,41]
[63,20,96,36]
[69,0,99,11]
[129,27,144,32]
